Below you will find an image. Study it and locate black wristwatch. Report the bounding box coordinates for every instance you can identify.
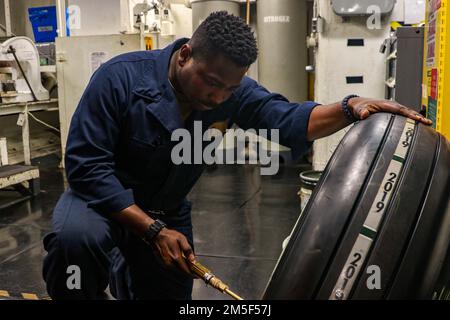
[342,94,360,122]
[143,219,167,243]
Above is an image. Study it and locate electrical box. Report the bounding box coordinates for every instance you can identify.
[331,0,396,16]
[384,27,424,112]
[421,0,450,139]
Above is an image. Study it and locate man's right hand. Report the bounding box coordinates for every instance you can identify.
[110,204,195,277]
[151,227,196,276]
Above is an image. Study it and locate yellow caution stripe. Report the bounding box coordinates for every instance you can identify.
[21,293,39,300]
[0,289,51,300]
[0,290,10,297]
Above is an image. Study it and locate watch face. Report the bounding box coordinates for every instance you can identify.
[145,220,165,242]
[331,0,396,16]
[155,219,166,228]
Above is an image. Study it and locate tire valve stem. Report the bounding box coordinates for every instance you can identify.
[186,259,244,300]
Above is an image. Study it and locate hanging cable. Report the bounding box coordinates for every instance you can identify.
[27,111,60,133]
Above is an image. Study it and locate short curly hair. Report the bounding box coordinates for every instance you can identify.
[190,11,258,67]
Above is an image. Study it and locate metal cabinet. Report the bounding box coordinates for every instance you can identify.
[384,27,424,112]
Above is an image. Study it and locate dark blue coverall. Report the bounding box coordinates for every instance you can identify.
[42,38,319,299]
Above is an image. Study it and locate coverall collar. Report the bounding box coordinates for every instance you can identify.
[133,38,190,133]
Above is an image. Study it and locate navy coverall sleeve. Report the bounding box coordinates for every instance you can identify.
[65,63,135,214]
[231,77,320,159]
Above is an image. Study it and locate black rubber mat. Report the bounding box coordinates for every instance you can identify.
[263,113,450,300]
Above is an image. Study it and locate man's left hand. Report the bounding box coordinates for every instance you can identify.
[349,97,433,126]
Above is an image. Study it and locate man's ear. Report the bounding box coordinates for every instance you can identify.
[178,44,192,67]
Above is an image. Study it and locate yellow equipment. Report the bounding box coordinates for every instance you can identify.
[422,0,450,139]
